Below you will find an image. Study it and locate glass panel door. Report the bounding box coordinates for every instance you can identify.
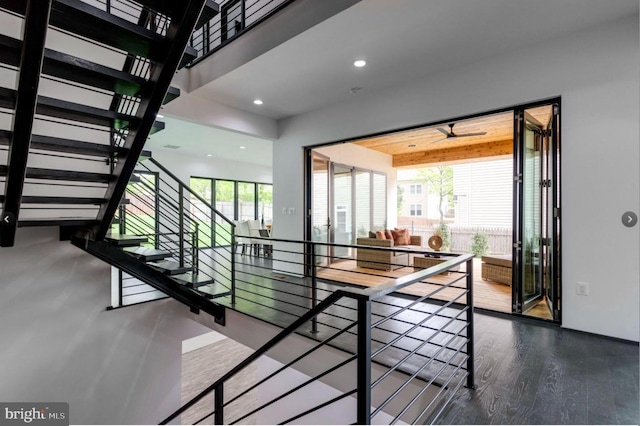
[311,152,331,267]
[545,105,561,321]
[332,164,353,261]
[355,170,371,240]
[514,110,544,313]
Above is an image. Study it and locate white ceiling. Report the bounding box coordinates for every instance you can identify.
[158,0,638,161]
[146,116,273,166]
[193,0,639,120]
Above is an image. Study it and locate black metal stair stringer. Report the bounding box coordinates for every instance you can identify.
[0,0,52,248]
[95,0,209,241]
[71,237,225,323]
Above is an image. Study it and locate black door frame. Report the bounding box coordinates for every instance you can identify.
[303,97,562,323]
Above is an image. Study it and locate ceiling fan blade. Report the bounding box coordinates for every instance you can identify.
[430,137,448,144]
[456,131,487,137]
[436,127,451,136]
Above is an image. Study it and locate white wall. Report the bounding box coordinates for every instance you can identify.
[0,228,212,424]
[151,148,272,185]
[273,16,640,341]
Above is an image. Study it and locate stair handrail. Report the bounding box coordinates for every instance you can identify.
[147,157,235,226]
[160,252,475,425]
[160,290,345,424]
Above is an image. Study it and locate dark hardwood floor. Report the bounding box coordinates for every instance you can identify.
[199,250,639,425]
[436,314,639,425]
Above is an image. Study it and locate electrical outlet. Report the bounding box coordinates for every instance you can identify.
[288,207,295,215]
[576,282,589,296]
[281,207,288,215]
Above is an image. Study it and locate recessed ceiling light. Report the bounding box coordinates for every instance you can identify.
[207,154,212,157]
[354,59,366,67]
[240,146,246,150]
[156,114,164,119]
[253,99,263,105]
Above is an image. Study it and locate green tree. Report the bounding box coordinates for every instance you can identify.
[471,231,489,257]
[397,185,405,214]
[190,178,212,200]
[416,166,454,221]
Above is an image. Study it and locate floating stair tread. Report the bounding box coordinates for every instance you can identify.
[0,87,164,132]
[195,283,231,300]
[0,195,106,204]
[0,34,145,98]
[17,218,99,227]
[164,86,180,105]
[0,0,165,60]
[105,234,148,247]
[0,131,123,157]
[181,46,198,68]
[172,272,215,288]
[123,246,171,262]
[148,260,192,276]
[0,165,114,183]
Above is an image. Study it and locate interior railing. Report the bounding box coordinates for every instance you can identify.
[188,0,296,66]
[160,237,475,424]
[109,156,476,421]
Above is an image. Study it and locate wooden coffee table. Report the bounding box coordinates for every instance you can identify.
[413,254,460,273]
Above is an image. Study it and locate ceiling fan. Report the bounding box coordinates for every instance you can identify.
[431,123,486,144]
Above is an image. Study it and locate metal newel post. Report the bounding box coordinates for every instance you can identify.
[356,298,372,424]
[179,185,185,268]
[231,225,236,306]
[466,258,476,389]
[311,242,318,334]
[193,223,199,274]
[214,383,224,425]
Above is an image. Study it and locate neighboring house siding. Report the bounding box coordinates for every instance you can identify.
[453,158,512,228]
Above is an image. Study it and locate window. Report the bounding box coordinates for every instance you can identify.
[410,184,422,195]
[191,176,272,247]
[410,203,423,216]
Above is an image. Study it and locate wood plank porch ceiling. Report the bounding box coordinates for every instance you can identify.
[353,105,551,167]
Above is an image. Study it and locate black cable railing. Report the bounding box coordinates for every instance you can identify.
[160,236,475,424]
[187,0,297,66]
[99,154,477,422]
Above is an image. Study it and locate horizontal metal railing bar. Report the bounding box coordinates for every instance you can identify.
[371,272,469,328]
[426,369,468,425]
[146,158,235,226]
[222,321,358,408]
[281,388,359,425]
[390,340,469,425]
[228,355,357,425]
[371,291,468,359]
[228,284,468,368]
[197,252,233,277]
[187,0,297,67]
[193,410,215,426]
[160,291,346,424]
[371,306,469,399]
[404,352,469,425]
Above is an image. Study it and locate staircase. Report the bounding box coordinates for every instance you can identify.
[0,0,216,245]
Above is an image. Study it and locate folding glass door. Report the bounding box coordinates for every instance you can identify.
[513,103,560,320]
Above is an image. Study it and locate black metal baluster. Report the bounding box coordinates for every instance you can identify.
[466,258,476,389]
[356,298,372,425]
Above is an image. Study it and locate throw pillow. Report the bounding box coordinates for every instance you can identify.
[394,227,410,245]
[390,229,401,245]
[369,231,376,238]
[375,230,386,240]
[385,229,394,240]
